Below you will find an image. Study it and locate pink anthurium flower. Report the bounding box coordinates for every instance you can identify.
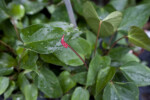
[61,34,88,70]
[61,34,69,48]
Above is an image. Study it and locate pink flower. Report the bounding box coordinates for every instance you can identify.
[61,34,68,48]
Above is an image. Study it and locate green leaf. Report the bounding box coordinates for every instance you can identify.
[17,73,30,93]
[118,4,150,32]
[96,66,116,96]
[50,4,69,22]
[0,53,16,76]
[61,94,71,100]
[71,87,89,100]
[0,77,9,95]
[108,47,129,61]
[59,71,76,93]
[109,0,128,11]
[21,22,81,54]
[24,84,38,100]
[103,11,122,31]
[12,94,24,100]
[72,0,88,16]
[103,82,139,100]
[83,2,114,37]
[128,26,150,51]
[86,54,111,87]
[0,8,9,23]
[120,61,150,86]
[54,37,91,66]
[72,72,87,85]
[4,81,16,100]
[40,53,65,66]
[20,51,38,72]
[34,67,62,98]
[21,0,46,15]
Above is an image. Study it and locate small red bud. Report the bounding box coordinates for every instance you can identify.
[61,34,69,48]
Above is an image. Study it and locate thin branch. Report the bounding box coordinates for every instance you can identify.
[106,36,128,55]
[11,18,22,42]
[0,40,16,56]
[94,21,102,55]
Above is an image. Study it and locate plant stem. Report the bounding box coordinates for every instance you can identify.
[94,21,102,56]
[68,45,88,70]
[11,18,22,42]
[106,36,128,55]
[0,40,16,56]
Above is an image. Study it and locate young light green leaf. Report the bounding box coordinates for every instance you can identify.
[4,81,16,100]
[109,0,128,11]
[103,11,122,31]
[83,2,114,37]
[120,61,150,86]
[24,84,38,100]
[71,87,89,100]
[59,71,76,93]
[128,26,150,51]
[34,67,62,98]
[0,77,9,95]
[118,3,150,32]
[12,94,24,100]
[21,22,81,54]
[86,54,111,87]
[96,66,116,96]
[103,82,139,100]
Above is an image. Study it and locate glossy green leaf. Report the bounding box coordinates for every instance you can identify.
[0,53,16,76]
[54,37,91,66]
[20,51,38,72]
[40,54,65,66]
[59,71,76,93]
[120,61,150,86]
[83,2,114,37]
[34,67,62,98]
[103,11,122,31]
[72,72,87,85]
[21,22,81,54]
[96,66,116,96]
[128,26,150,51]
[71,87,89,100]
[86,54,111,87]
[24,84,38,100]
[4,81,16,100]
[17,73,30,93]
[103,82,139,100]
[118,4,150,32]
[0,77,9,95]
[109,0,128,11]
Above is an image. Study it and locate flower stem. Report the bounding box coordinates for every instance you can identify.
[11,18,22,42]
[94,21,102,56]
[68,45,88,70]
[106,36,128,55]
